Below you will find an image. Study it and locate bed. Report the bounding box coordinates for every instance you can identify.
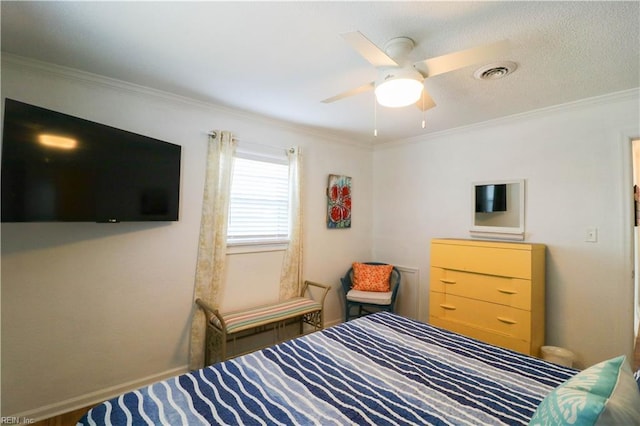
[78,312,639,425]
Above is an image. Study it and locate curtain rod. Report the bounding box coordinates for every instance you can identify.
[208,131,295,153]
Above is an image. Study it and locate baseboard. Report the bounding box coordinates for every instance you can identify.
[11,366,189,423]
[14,319,348,424]
[13,322,340,423]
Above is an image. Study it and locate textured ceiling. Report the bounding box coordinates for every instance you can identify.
[2,1,639,145]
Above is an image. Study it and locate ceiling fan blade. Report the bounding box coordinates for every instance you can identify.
[415,89,436,111]
[417,39,510,77]
[341,31,399,68]
[321,82,375,104]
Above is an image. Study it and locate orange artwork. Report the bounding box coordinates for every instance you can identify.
[327,174,351,228]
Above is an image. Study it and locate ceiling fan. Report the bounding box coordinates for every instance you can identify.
[322,31,511,111]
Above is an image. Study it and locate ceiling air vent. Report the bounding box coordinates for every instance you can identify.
[473,61,518,80]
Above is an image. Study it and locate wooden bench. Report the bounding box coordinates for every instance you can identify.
[196,280,329,364]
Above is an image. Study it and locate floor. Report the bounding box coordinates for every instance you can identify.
[31,406,92,426]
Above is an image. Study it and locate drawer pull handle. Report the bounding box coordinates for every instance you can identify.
[497,288,518,295]
[440,304,457,311]
[497,317,517,325]
[440,279,456,285]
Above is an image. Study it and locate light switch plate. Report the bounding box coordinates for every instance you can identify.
[585,227,598,242]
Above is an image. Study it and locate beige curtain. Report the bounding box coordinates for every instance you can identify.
[189,131,236,370]
[279,147,303,300]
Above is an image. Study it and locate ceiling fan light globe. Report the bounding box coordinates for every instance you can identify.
[375,78,424,108]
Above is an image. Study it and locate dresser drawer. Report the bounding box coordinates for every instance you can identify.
[429,317,533,355]
[429,292,531,341]
[431,241,533,279]
[430,267,531,310]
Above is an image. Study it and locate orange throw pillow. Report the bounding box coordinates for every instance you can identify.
[351,263,393,292]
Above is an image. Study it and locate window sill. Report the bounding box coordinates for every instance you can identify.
[226,242,288,255]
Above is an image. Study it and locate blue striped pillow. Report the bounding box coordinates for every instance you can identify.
[529,356,640,425]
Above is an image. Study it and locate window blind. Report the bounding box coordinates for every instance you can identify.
[227,155,290,245]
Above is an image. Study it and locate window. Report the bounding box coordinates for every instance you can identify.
[227,152,290,246]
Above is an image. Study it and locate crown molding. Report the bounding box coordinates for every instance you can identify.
[1,53,372,151]
[375,88,640,151]
[7,53,634,154]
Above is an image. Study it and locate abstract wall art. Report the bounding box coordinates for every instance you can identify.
[327,174,351,229]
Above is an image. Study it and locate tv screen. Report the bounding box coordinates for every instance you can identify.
[1,99,181,222]
[475,184,507,213]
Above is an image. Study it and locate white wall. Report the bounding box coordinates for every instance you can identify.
[0,56,373,418]
[372,90,640,369]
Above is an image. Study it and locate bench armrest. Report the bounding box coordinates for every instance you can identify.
[195,298,227,331]
[301,280,330,307]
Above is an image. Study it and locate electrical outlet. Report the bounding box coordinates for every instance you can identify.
[585,227,598,243]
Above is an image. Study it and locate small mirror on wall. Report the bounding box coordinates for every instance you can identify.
[470,179,525,240]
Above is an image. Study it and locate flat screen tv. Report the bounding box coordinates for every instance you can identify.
[1,99,181,222]
[475,183,507,213]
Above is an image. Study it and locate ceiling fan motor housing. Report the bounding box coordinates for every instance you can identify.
[377,67,423,84]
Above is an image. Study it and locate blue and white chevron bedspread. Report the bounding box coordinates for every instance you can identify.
[78,312,575,425]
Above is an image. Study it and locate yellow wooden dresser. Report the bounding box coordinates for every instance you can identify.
[429,238,545,357]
